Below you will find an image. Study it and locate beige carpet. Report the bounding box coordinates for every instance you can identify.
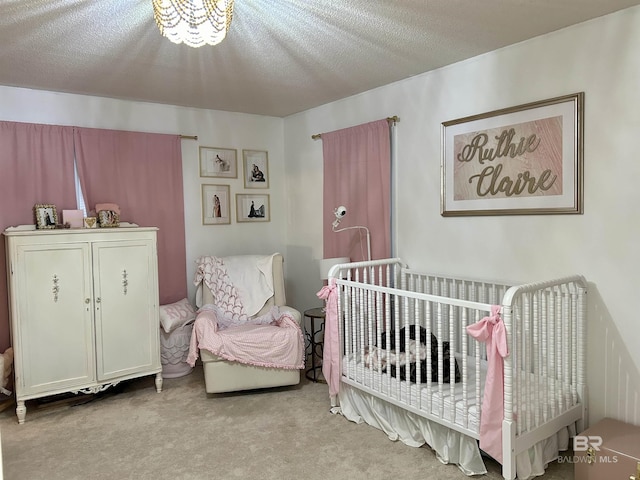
[0,365,573,480]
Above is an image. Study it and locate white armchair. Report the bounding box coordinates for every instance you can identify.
[194,253,302,393]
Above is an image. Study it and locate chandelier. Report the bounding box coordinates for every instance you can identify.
[152,0,234,48]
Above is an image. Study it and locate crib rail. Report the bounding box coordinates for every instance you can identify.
[332,259,494,438]
[329,259,587,462]
[501,276,588,434]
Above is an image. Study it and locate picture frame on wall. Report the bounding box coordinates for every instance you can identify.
[236,193,270,222]
[242,149,269,189]
[34,204,58,229]
[441,92,584,216]
[202,184,231,225]
[199,146,238,178]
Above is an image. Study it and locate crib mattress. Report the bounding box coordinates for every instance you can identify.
[342,353,579,437]
[342,354,485,434]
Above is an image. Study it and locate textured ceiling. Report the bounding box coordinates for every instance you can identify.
[1,0,639,117]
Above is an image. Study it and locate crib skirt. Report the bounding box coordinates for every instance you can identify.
[338,382,574,479]
[339,382,486,475]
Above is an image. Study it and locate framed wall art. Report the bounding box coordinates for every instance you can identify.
[242,149,269,189]
[199,146,237,178]
[34,204,58,229]
[441,92,584,216]
[202,184,231,225]
[236,193,270,222]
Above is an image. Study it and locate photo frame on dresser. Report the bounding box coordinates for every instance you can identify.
[98,210,120,228]
[34,204,57,229]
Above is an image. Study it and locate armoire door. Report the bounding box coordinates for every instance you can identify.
[92,239,160,381]
[13,243,95,395]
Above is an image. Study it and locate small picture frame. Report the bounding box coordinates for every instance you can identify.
[236,193,270,222]
[34,204,58,229]
[202,184,231,225]
[62,209,84,228]
[98,210,120,228]
[242,149,269,189]
[200,146,238,178]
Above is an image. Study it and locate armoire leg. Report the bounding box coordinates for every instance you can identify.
[16,400,26,424]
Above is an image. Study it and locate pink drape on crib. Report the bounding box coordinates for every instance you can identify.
[322,119,391,262]
[466,305,508,464]
[317,280,340,397]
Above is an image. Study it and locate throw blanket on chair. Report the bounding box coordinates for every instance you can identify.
[186,305,304,369]
[193,255,275,318]
[187,255,304,369]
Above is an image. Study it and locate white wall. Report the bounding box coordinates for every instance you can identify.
[2,5,639,426]
[283,6,640,425]
[0,86,286,303]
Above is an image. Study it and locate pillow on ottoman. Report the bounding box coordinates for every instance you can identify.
[160,298,196,334]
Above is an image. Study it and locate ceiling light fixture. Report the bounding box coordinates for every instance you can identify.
[152,0,234,48]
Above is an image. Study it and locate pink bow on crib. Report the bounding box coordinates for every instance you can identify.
[317,280,340,398]
[466,305,508,464]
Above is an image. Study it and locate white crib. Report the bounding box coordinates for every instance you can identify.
[326,258,587,480]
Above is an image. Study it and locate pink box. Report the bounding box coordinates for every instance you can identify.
[62,210,84,228]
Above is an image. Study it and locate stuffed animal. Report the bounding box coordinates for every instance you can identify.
[0,347,13,396]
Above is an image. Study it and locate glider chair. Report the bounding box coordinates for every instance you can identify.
[190,253,303,394]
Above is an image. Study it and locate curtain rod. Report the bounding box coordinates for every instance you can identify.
[180,135,198,140]
[311,116,399,140]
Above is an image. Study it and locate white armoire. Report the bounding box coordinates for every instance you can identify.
[3,225,163,423]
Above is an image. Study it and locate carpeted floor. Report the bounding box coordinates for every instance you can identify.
[0,365,574,480]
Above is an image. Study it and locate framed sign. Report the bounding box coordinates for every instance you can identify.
[441,92,584,216]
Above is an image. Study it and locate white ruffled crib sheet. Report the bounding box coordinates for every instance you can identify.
[342,352,578,434]
[342,354,486,433]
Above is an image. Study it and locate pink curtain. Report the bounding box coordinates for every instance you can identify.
[74,127,187,305]
[0,121,77,350]
[322,119,391,261]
